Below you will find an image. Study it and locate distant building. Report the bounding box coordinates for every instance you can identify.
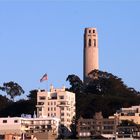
[108,105,140,139]
[113,105,140,124]
[83,27,99,81]
[77,112,118,139]
[36,85,75,130]
[0,116,60,140]
[117,125,140,139]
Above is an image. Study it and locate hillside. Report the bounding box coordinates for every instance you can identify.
[66,70,140,118]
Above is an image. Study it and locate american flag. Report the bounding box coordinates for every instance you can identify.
[40,73,48,82]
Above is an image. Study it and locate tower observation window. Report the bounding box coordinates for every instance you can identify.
[88,39,91,47]
[94,39,96,47]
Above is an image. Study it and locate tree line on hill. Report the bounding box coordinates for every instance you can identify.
[0,81,37,117]
[0,70,140,119]
[66,70,140,119]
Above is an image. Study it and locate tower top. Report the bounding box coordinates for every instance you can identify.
[84,28,97,34]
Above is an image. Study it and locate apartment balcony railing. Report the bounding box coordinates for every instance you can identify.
[37,102,44,105]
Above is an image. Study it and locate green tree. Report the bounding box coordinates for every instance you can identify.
[66,74,83,94]
[0,95,12,114]
[0,81,24,101]
[27,89,38,112]
[69,116,77,139]
[0,99,35,117]
[27,89,38,101]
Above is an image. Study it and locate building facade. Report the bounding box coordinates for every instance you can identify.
[77,112,118,139]
[36,85,75,129]
[0,116,60,140]
[83,27,99,81]
[113,105,140,124]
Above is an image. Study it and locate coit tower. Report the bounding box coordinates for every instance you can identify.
[83,27,99,81]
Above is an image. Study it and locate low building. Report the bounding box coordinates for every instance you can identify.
[114,105,140,124]
[117,125,136,138]
[108,105,140,139]
[36,85,75,130]
[77,112,118,139]
[0,116,60,140]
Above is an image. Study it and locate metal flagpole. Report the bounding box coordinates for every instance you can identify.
[46,78,48,91]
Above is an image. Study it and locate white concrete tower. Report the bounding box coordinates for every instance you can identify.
[83,27,99,81]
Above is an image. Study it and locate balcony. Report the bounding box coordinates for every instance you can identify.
[37,102,44,105]
[48,96,57,100]
[57,101,70,107]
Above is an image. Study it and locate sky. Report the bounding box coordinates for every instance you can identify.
[0,0,140,99]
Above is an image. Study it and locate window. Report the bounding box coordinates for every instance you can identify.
[54,102,56,105]
[54,107,56,111]
[51,93,57,99]
[25,125,28,128]
[89,30,91,33]
[88,39,91,46]
[59,96,64,99]
[104,126,113,130]
[61,118,64,122]
[93,39,96,46]
[93,30,95,33]
[14,120,18,123]
[3,120,7,123]
[39,96,46,100]
[61,113,64,116]
[48,107,50,111]
[51,107,53,111]
[38,102,44,105]
[61,107,64,110]
[121,113,124,116]
[35,126,39,129]
[51,102,53,105]
[39,108,42,111]
[48,113,50,117]
[87,122,91,125]
[60,102,65,105]
[48,102,49,105]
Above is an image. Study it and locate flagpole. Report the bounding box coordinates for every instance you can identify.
[47,79,48,91]
[46,73,48,91]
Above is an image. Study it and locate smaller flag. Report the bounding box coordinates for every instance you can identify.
[40,73,48,82]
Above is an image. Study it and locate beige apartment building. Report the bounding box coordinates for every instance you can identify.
[36,85,75,129]
[112,105,140,124]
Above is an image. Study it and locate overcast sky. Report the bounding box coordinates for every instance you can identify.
[0,1,140,98]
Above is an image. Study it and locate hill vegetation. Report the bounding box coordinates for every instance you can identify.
[0,85,37,117]
[66,70,140,118]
